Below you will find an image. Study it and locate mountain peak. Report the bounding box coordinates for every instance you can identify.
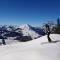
[19,24,31,30]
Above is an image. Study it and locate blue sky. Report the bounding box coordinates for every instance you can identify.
[0,0,60,26]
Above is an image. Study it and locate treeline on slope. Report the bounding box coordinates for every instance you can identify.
[42,18,60,34]
[52,18,60,34]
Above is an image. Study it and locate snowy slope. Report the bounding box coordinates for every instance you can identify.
[0,34,60,60]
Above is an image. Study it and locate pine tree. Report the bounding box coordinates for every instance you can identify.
[54,18,60,34]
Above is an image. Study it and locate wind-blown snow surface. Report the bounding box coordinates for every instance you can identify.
[0,34,60,60]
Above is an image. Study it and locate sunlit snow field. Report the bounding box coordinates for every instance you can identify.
[0,34,60,60]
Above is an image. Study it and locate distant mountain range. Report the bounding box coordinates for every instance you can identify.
[0,24,45,42]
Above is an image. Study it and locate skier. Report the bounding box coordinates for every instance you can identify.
[2,37,6,45]
[45,24,52,42]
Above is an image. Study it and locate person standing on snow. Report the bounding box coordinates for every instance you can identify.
[45,24,52,42]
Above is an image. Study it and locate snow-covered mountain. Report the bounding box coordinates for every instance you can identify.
[0,34,60,60]
[0,24,45,41]
[19,24,41,39]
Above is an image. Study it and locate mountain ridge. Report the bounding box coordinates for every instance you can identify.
[0,24,45,41]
